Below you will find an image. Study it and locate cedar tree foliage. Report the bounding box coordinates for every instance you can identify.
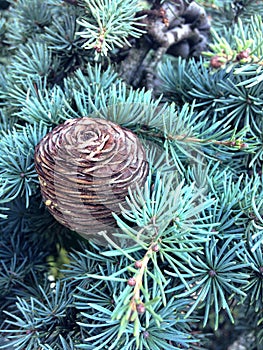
[0,0,263,349]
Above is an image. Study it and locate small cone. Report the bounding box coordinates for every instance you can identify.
[34,117,148,242]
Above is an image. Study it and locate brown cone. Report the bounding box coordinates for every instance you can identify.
[34,117,149,241]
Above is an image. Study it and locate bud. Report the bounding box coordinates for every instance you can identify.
[210,55,224,69]
[208,269,216,277]
[94,46,102,53]
[135,260,143,268]
[240,143,248,149]
[127,277,136,286]
[143,331,150,339]
[136,303,146,314]
[152,244,159,252]
[236,48,251,61]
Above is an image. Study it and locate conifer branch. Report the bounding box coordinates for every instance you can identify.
[1,1,263,349]
[129,239,159,311]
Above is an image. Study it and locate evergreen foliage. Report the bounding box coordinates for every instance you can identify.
[0,0,263,349]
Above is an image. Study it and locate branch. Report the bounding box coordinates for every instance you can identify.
[117,1,210,90]
[129,240,159,312]
[136,124,249,150]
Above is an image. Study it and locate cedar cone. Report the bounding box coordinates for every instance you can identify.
[34,117,149,241]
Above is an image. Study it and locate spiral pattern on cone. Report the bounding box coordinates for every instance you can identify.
[34,117,149,238]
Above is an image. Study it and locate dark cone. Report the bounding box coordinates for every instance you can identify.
[34,117,149,243]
